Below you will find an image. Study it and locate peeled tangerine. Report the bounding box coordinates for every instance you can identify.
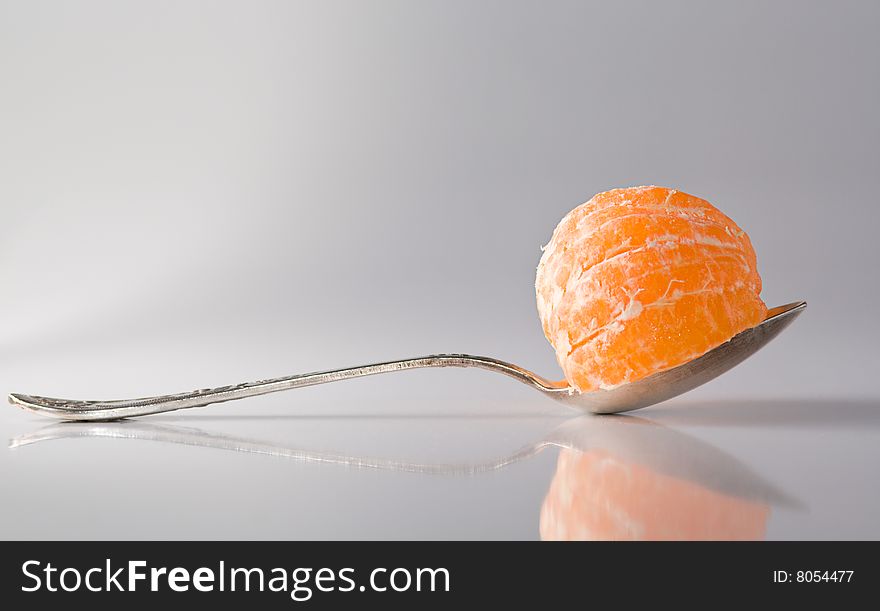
[536,186,766,392]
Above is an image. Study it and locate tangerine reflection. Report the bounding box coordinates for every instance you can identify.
[540,445,769,540]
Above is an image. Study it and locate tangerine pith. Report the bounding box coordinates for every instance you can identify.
[535,186,766,392]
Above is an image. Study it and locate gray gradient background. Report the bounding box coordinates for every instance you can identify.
[1,0,878,539]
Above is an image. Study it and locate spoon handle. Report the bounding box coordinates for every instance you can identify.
[8,354,564,421]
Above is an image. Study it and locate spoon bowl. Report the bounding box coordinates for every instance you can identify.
[555,301,806,413]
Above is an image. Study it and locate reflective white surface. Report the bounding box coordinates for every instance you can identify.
[4,388,879,540]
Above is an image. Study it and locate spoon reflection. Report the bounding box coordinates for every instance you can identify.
[10,413,798,539]
[10,419,543,475]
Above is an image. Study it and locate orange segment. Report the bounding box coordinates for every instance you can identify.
[539,448,769,540]
[536,186,766,391]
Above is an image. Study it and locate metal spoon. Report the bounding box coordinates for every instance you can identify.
[7,301,805,421]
